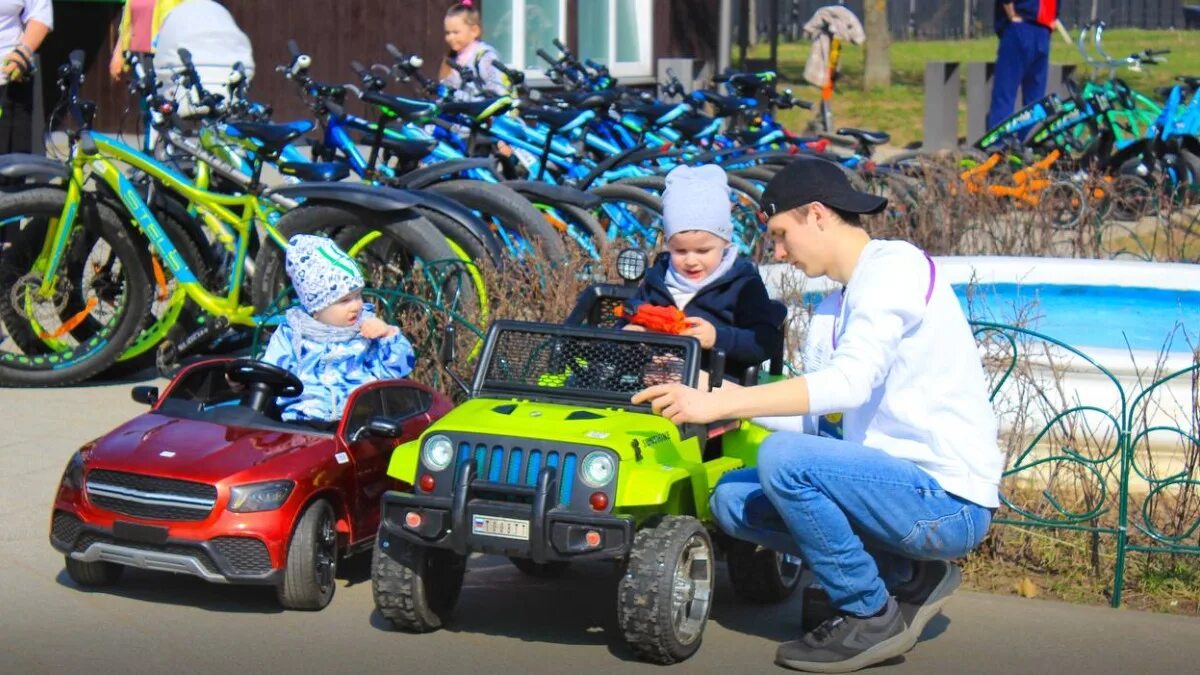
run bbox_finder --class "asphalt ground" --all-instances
[3,377,1199,675]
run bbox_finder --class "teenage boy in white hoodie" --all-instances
[633,157,1002,674]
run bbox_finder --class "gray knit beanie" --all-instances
[661,164,734,242]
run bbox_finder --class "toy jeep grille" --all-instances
[473,320,700,406]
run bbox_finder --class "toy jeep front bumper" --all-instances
[380,459,634,562]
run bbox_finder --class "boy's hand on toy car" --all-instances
[621,324,647,332]
[632,382,722,424]
[360,317,399,339]
[681,316,716,349]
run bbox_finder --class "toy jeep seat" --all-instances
[565,283,787,385]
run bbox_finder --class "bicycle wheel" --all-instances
[614,174,764,256]
[425,180,567,265]
[588,183,665,249]
[101,186,212,376]
[0,188,151,386]
[250,204,476,320]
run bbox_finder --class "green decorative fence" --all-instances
[973,321,1199,607]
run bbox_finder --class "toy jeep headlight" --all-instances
[580,451,615,488]
[422,434,454,471]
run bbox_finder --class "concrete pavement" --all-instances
[3,376,1199,674]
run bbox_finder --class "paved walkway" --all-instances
[3,377,1199,674]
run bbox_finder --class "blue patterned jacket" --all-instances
[261,305,416,422]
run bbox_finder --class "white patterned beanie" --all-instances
[662,163,733,242]
[285,234,365,314]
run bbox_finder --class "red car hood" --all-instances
[85,413,335,485]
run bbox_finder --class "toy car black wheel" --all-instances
[64,556,124,586]
[508,557,570,578]
[372,533,466,632]
[725,539,803,603]
[277,499,338,610]
[617,516,714,664]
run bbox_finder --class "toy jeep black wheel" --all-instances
[725,540,803,603]
[372,534,466,632]
[509,557,570,578]
[617,516,714,664]
[64,556,124,586]
[277,499,338,610]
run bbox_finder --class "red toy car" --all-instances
[48,357,450,610]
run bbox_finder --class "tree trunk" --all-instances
[863,0,891,89]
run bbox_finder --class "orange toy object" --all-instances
[614,302,689,335]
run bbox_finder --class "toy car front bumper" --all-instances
[380,460,633,563]
[50,510,282,585]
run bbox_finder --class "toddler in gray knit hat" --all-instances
[622,164,785,379]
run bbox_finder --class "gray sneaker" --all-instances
[775,597,911,673]
[892,560,961,643]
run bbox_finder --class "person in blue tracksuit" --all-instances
[986,0,1060,132]
[260,235,415,425]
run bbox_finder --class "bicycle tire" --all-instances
[425,180,567,264]
[0,187,151,386]
[250,204,468,315]
[540,201,608,256]
[588,183,665,248]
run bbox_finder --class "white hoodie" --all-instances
[765,240,1002,508]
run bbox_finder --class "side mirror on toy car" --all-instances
[364,416,402,439]
[131,385,159,406]
[438,324,471,396]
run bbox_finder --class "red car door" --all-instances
[341,383,434,542]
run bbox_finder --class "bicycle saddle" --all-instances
[440,97,512,120]
[363,135,436,163]
[695,90,754,117]
[361,91,438,121]
[836,127,892,146]
[623,102,680,125]
[669,113,718,140]
[223,120,313,152]
[519,106,591,132]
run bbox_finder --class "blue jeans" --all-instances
[986,21,1051,130]
[710,432,993,617]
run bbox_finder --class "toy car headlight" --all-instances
[59,451,85,490]
[228,480,294,513]
[580,451,615,488]
[422,435,454,472]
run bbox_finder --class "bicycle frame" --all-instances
[41,133,288,331]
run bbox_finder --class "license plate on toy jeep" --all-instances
[471,515,529,540]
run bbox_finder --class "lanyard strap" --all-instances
[832,252,936,350]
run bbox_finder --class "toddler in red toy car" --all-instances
[260,234,416,423]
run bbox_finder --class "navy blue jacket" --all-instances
[624,253,786,377]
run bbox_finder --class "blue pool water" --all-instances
[954,284,1200,353]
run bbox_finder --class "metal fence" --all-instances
[743,0,1190,41]
[973,320,1200,607]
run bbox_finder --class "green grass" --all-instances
[746,29,1200,146]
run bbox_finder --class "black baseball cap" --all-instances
[760,157,887,218]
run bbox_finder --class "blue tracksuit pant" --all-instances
[986,21,1051,131]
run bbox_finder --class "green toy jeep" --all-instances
[371,297,798,664]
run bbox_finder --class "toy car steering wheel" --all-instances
[225,358,304,414]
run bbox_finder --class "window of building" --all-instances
[483,0,653,79]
